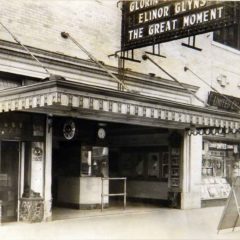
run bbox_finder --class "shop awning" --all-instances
[0,79,240,130]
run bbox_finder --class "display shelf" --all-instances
[201,197,228,200]
[201,176,231,200]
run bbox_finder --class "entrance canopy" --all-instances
[0,79,239,130]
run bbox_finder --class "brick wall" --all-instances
[0,0,240,100]
[0,0,121,66]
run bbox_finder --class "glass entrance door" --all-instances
[0,141,19,222]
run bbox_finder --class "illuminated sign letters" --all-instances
[121,1,237,51]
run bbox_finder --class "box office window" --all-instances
[81,146,109,177]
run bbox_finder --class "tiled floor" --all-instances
[1,205,240,240]
[52,201,163,221]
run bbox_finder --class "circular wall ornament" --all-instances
[63,120,76,140]
[33,147,43,157]
[97,128,106,139]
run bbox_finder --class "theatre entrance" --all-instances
[51,117,182,220]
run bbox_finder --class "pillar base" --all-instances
[19,198,44,223]
[43,199,52,221]
[181,192,201,209]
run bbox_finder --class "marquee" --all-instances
[121,0,238,50]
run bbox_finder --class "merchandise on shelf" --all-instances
[201,176,231,200]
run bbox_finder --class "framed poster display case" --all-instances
[169,147,181,190]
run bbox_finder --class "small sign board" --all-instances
[121,1,238,51]
[218,177,240,232]
[208,91,240,112]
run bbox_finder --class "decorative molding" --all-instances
[0,40,198,96]
[0,79,239,130]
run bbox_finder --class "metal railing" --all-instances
[101,177,127,211]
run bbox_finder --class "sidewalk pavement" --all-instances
[0,206,240,240]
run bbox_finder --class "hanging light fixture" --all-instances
[232,128,237,134]
[193,129,198,135]
[205,128,211,135]
[185,127,230,136]
[187,129,192,136]
[224,128,230,134]
[211,128,217,135]
[218,128,223,134]
[199,129,204,135]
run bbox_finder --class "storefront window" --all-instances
[201,140,240,200]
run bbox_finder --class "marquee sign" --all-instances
[121,0,238,51]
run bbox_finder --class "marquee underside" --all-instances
[0,79,239,130]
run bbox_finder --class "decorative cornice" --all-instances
[0,79,239,130]
[0,39,199,94]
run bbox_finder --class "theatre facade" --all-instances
[0,0,240,223]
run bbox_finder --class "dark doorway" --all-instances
[0,141,19,222]
[52,141,81,207]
